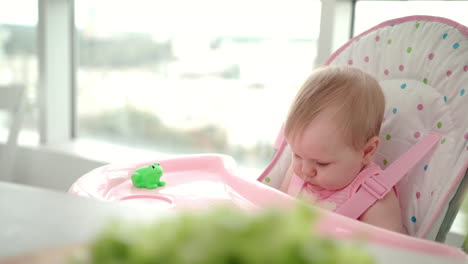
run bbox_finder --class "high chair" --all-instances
[259,15,468,242]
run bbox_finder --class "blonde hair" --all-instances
[284,65,385,150]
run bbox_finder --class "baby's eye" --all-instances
[317,162,330,167]
[151,165,155,169]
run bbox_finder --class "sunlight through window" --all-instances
[76,0,321,168]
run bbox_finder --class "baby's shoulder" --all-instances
[360,190,405,233]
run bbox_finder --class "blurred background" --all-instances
[0,0,466,251]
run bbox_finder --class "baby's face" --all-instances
[287,109,365,191]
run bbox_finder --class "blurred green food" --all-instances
[78,204,374,264]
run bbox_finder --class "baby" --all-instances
[280,65,406,233]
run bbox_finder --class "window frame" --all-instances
[38,0,76,144]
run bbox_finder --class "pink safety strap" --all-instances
[335,133,442,219]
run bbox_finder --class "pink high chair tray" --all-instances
[69,154,466,261]
[69,154,292,211]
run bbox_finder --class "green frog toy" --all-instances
[131,162,165,189]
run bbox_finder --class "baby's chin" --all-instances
[304,177,353,191]
[314,182,350,191]
[307,183,325,191]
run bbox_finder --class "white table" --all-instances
[0,182,165,259]
[0,182,465,263]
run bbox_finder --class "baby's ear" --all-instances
[362,136,380,165]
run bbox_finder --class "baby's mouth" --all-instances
[305,182,325,191]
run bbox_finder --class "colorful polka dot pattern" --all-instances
[326,19,468,235]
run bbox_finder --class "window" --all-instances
[0,1,38,144]
[76,0,321,168]
[354,0,468,36]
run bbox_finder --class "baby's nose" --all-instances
[301,162,317,179]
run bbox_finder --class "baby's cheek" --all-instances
[319,176,340,189]
[292,164,302,178]
[320,169,350,190]
[292,160,301,174]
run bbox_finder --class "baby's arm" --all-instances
[280,164,294,193]
[360,190,407,234]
